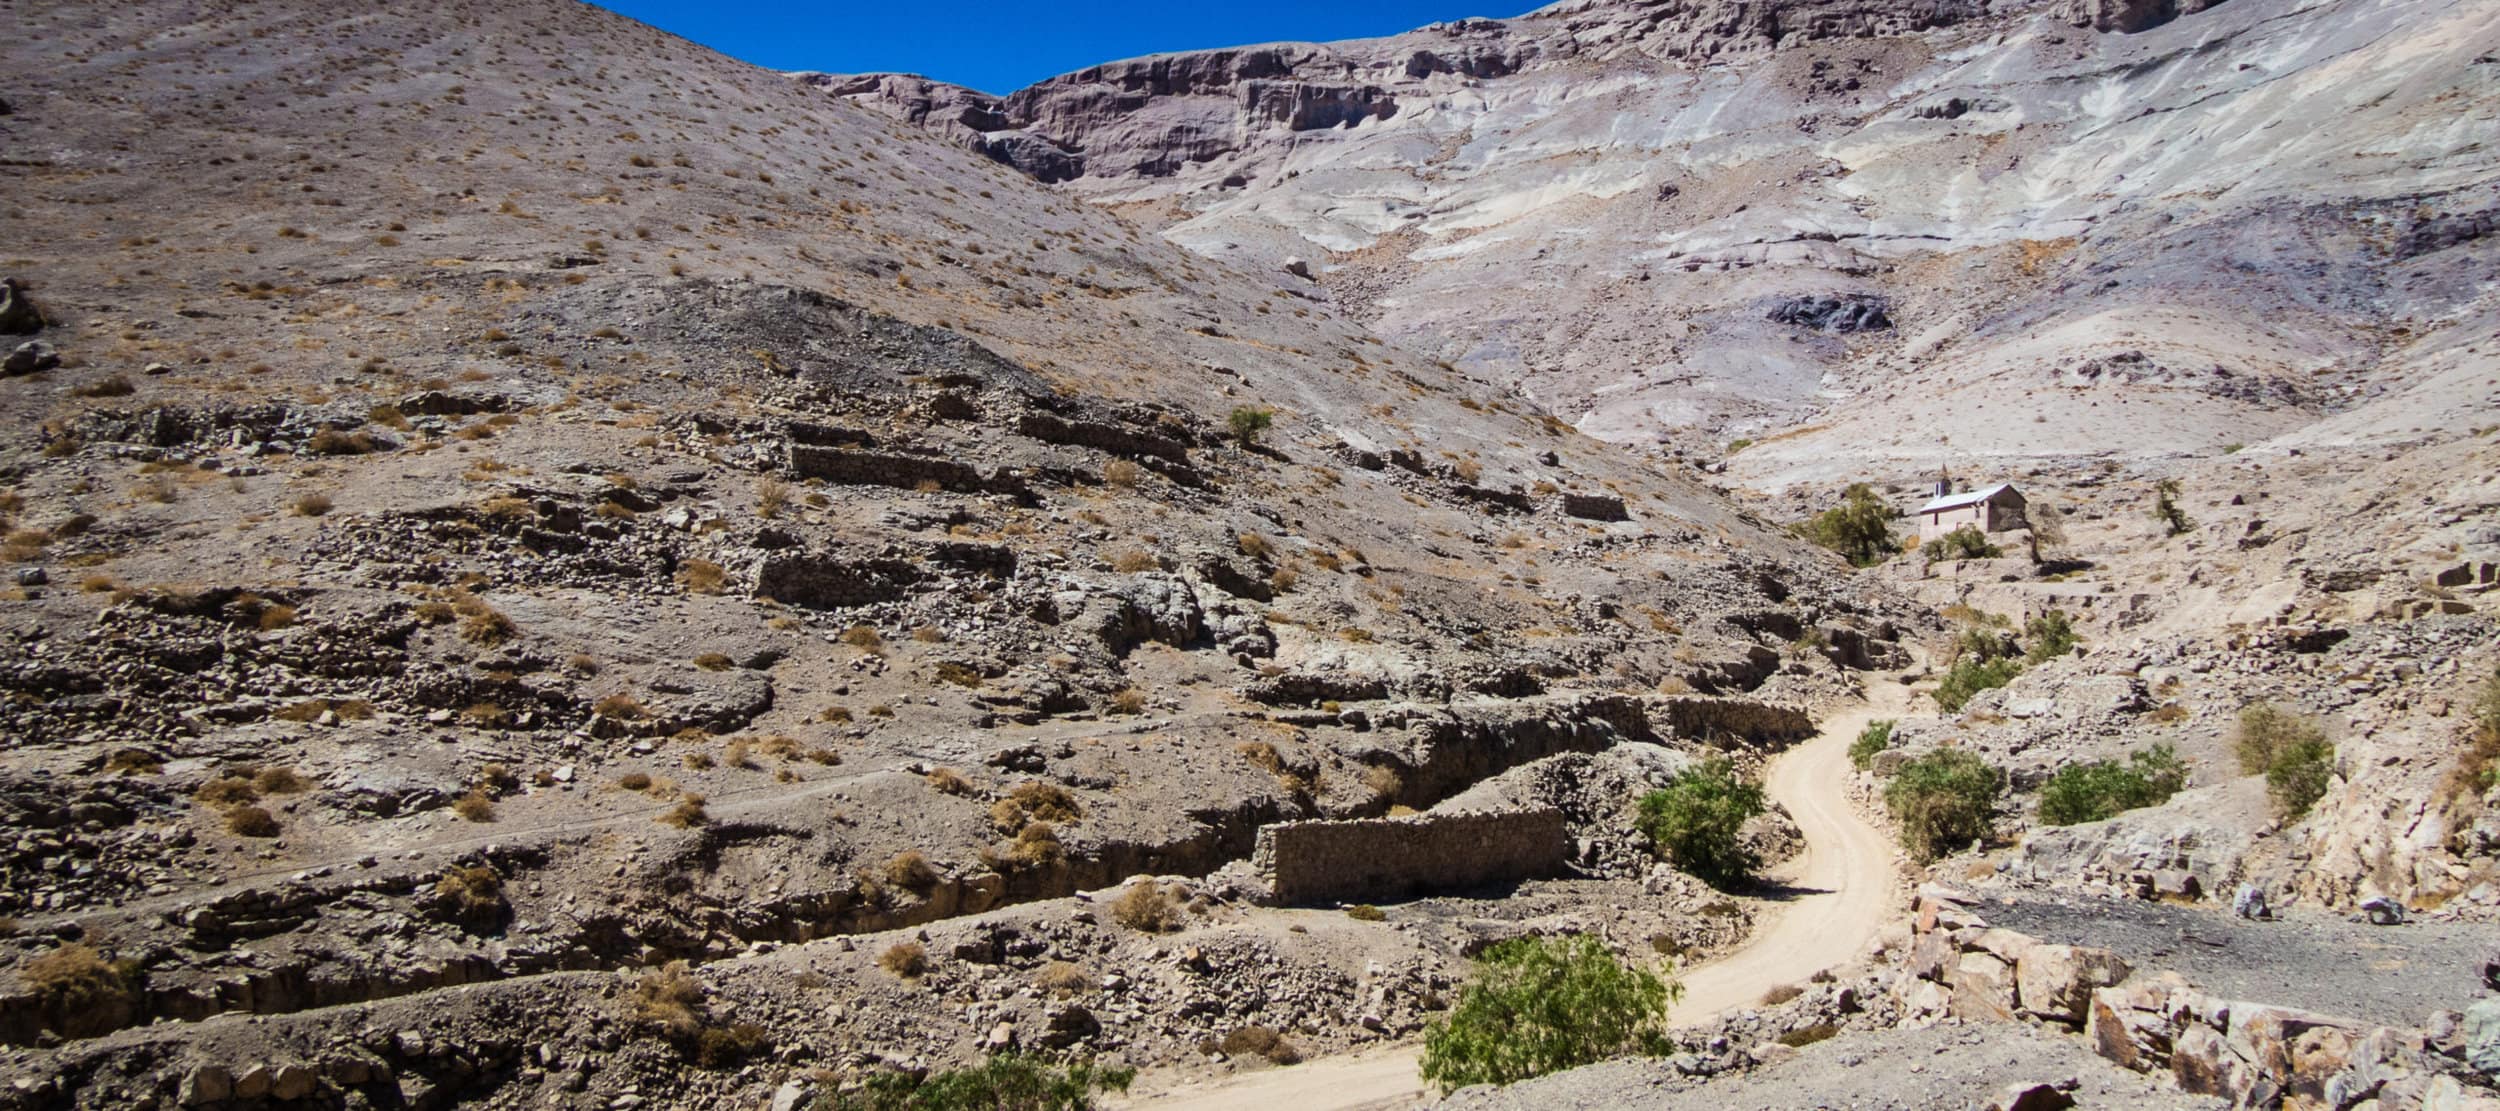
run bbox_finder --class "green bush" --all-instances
[2037,743,2188,825]
[1227,406,1274,448]
[1635,757,1766,889]
[2266,736,2336,821]
[2023,610,2079,663]
[1420,935,1678,1093]
[1848,720,1895,771]
[1921,525,2001,561]
[1797,483,1897,567]
[2232,703,2336,820]
[817,1054,1135,1111]
[1933,656,2021,712]
[1883,749,2004,862]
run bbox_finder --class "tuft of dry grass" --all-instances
[659,795,707,827]
[926,767,971,795]
[1109,549,1158,573]
[878,941,928,979]
[990,781,1082,833]
[293,493,333,517]
[1110,881,1182,933]
[253,766,310,794]
[224,806,280,837]
[452,790,496,822]
[692,651,735,671]
[883,850,939,891]
[676,559,726,594]
[1034,960,1093,996]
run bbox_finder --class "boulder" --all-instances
[2088,987,2173,1071]
[179,1065,234,1106]
[1950,951,2020,1022]
[2361,895,2406,925]
[1988,1083,2076,1111]
[0,277,44,334]
[2171,1022,2246,1099]
[3,340,58,376]
[2233,882,2270,919]
[2465,999,2500,1077]
[2016,945,2133,1024]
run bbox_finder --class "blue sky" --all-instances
[591,1,1538,95]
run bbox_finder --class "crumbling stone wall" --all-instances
[1015,412,1188,462]
[1561,492,1629,521]
[1661,696,1814,748]
[750,552,923,609]
[786,444,1027,498]
[1252,808,1570,904]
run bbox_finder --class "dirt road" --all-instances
[1123,678,1914,1110]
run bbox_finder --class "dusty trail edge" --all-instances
[1118,675,1919,1110]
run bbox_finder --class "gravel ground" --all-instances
[1981,890,2490,1027]
[1440,1022,2223,1110]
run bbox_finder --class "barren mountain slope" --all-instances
[0,0,1927,1107]
[831,0,2500,476]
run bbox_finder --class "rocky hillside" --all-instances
[0,0,1918,1107]
[828,0,2500,476]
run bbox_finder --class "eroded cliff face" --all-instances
[820,0,2500,492]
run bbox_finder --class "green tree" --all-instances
[1227,406,1274,448]
[1799,483,1898,567]
[1635,757,1767,889]
[1883,749,2004,862]
[817,1054,1135,1111]
[1848,719,1896,771]
[2037,743,2188,825]
[1420,935,1678,1093]
[2265,735,2336,821]
[2152,478,2194,536]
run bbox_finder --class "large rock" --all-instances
[2016,944,2133,1024]
[1950,950,2020,1023]
[0,278,44,334]
[2465,999,2500,1077]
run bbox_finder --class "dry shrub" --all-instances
[990,781,1082,832]
[631,961,706,1038]
[1106,689,1147,716]
[883,850,939,891]
[1363,764,1403,801]
[257,604,298,631]
[1760,983,1804,1006]
[452,790,496,822]
[1007,821,1064,867]
[1110,881,1181,933]
[926,767,972,795]
[1236,741,1284,775]
[1346,904,1386,922]
[306,429,376,456]
[1109,549,1158,573]
[911,625,948,644]
[253,766,310,794]
[1236,533,1273,560]
[756,735,803,760]
[293,493,333,517]
[225,806,280,837]
[71,374,137,399]
[617,772,654,792]
[755,477,789,518]
[195,775,259,807]
[723,740,752,768]
[682,751,716,771]
[20,943,142,1037]
[878,941,928,979]
[432,865,506,922]
[1216,1026,1303,1065]
[660,795,708,827]
[692,652,735,672]
[1034,960,1093,996]
[676,559,726,594]
[1103,459,1142,487]
[840,625,884,652]
[594,693,648,719]
[101,749,161,776]
[933,661,985,688]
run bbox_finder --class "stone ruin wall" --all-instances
[1251,808,1570,905]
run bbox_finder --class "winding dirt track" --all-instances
[1123,678,1914,1110]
